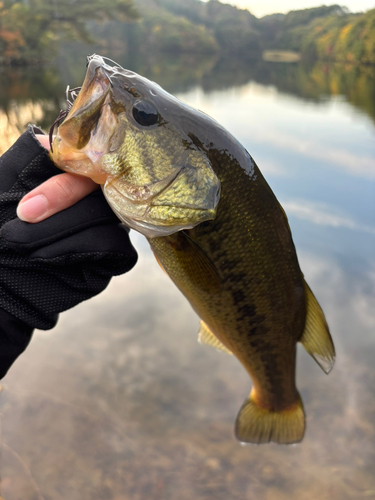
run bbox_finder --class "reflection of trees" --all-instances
[121,52,219,93]
[0,56,374,155]
[118,55,375,121]
[0,66,66,125]
[0,65,66,154]
[200,58,375,122]
[0,102,46,155]
[53,43,221,94]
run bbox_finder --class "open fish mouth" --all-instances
[49,86,81,151]
[49,55,123,152]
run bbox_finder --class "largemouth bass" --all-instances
[50,54,335,444]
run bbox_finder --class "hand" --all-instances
[17,134,99,222]
[0,126,137,331]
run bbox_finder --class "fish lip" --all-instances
[87,54,109,69]
[86,54,134,78]
[85,54,126,84]
[55,61,113,151]
[67,66,110,121]
[60,56,114,126]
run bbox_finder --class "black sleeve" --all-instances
[0,308,34,379]
[0,126,137,378]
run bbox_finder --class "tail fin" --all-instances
[235,393,305,445]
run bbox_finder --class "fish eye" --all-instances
[132,101,159,127]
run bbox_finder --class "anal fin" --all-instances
[300,280,335,374]
[198,320,232,355]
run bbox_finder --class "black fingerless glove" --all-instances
[0,126,137,376]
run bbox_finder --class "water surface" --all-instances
[0,56,374,499]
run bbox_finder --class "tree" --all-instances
[0,0,139,64]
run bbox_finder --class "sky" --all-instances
[224,0,375,18]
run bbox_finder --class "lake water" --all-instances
[0,54,374,499]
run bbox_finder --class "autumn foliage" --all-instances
[0,0,139,64]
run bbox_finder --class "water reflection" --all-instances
[0,56,374,499]
[0,101,46,154]
[0,57,375,154]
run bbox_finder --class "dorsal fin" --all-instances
[299,280,335,374]
[198,320,232,355]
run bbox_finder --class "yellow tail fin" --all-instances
[235,393,305,445]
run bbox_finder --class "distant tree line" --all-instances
[298,7,375,64]
[0,0,139,64]
[0,0,374,65]
[260,4,375,64]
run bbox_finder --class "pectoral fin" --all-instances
[299,280,335,374]
[166,231,222,294]
[198,320,232,354]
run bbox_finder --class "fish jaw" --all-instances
[58,58,111,150]
[102,162,221,238]
[50,57,117,183]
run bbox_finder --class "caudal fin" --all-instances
[235,393,305,445]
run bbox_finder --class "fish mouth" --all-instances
[50,55,120,152]
[49,87,81,151]
[50,55,126,182]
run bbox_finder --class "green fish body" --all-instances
[51,55,335,444]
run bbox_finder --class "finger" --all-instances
[3,191,122,252]
[35,134,50,150]
[17,173,99,222]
